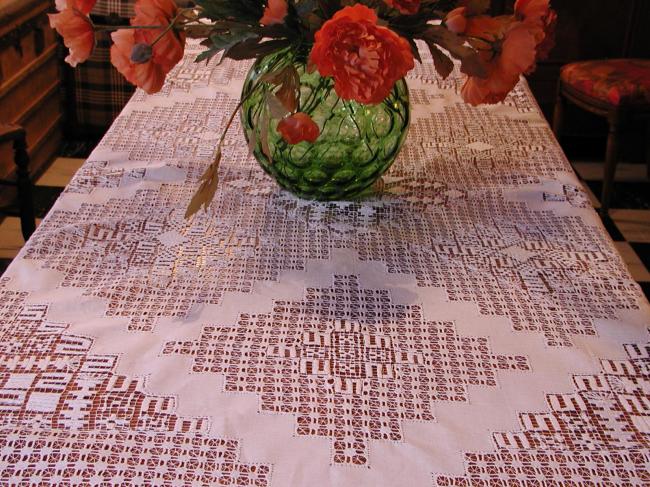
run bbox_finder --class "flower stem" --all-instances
[150,7,198,47]
[93,7,201,39]
[203,76,267,173]
[94,25,166,31]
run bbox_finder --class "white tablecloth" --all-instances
[1,41,648,485]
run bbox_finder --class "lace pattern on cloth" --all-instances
[1,41,648,485]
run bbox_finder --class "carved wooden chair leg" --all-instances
[0,124,36,241]
[600,114,620,216]
[14,132,36,241]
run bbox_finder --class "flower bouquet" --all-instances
[50,0,556,216]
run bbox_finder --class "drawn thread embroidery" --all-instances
[163,275,530,466]
[435,336,650,485]
[0,280,271,485]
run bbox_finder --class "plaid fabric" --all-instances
[72,30,135,135]
[69,1,136,136]
[91,0,135,18]
[68,0,195,135]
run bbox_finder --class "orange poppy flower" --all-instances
[445,7,468,34]
[514,0,550,26]
[514,0,556,70]
[461,19,537,105]
[277,113,320,145]
[309,4,414,105]
[383,0,420,15]
[110,0,186,94]
[260,0,288,26]
[535,9,557,61]
[55,0,97,14]
[48,2,95,67]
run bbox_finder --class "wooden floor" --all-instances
[2,157,650,299]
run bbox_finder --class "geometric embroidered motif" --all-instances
[17,52,642,349]
[18,47,642,348]
[23,180,324,333]
[0,430,270,485]
[301,195,641,347]
[22,178,641,347]
[542,184,592,208]
[64,160,145,194]
[163,275,530,466]
[3,42,649,484]
[434,335,650,485]
[0,280,271,485]
[269,319,424,394]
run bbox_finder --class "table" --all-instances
[1,41,648,485]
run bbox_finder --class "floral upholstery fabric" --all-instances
[561,59,650,106]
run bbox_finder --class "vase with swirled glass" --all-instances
[241,46,410,200]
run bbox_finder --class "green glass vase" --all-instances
[240,47,410,200]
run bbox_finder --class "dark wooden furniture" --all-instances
[549,0,650,215]
[0,124,36,240]
[0,0,64,183]
[496,0,650,124]
[552,60,650,214]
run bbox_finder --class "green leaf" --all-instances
[317,0,341,18]
[420,25,487,79]
[304,13,324,32]
[195,25,259,63]
[185,24,219,39]
[295,0,319,17]
[267,93,290,119]
[224,38,292,60]
[185,149,222,219]
[423,0,459,11]
[276,69,299,112]
[405,37,423,64]
[425,42,454,79]
[258,23,295,38]
[261,65,300,113]
[247,129,258,155]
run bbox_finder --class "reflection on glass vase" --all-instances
[241,47,410,201]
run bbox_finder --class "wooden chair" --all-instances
[551,0,650,216]
[553,59,650,215]
[0,124,36,241]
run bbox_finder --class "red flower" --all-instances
[535,9,557,61]
[260,0,288,26]
[55,0,97,14]
[514,0,557,70]
[445,7,468,34]
[48,1,96,67]
[514,0,550,26]
[277,113,320,144]
[309,4,414,105]
[461,19,537,105]
[110,0,186,94]
[383,0,420,15]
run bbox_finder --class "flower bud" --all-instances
[277,112,320,145]
[446,7,467,34]
[130,43,153,64]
